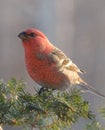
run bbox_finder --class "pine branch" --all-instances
[100,108,105,118]
[0,78,103,130]
[85,120,104,130]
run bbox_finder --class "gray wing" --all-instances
[48,48,85,74]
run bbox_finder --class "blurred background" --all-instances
[0,0,105,129]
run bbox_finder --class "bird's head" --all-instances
[18,28,50,52]
[18,28,47,41]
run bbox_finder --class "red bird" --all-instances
[18,28,105,97]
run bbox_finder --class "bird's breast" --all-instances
[25,53,70,89]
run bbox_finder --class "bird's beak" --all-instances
[18,32,28,40]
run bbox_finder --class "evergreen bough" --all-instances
[0,78,104,130]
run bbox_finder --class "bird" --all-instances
[18,28,105,98]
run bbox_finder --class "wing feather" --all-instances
[51,48,85,74]
[36,47,85,74]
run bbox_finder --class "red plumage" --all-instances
[18,28,105,97]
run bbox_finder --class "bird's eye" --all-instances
[29,33,36,37]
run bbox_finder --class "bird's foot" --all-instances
[38,87,48,95]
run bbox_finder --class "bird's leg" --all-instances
[38,87,48,95]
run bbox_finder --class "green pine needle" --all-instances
[0,78,103,130]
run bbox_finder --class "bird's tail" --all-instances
[79,79,105,98]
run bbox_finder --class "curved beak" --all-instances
[18,32,28,40]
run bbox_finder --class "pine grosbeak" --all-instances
[18,28,105,97]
